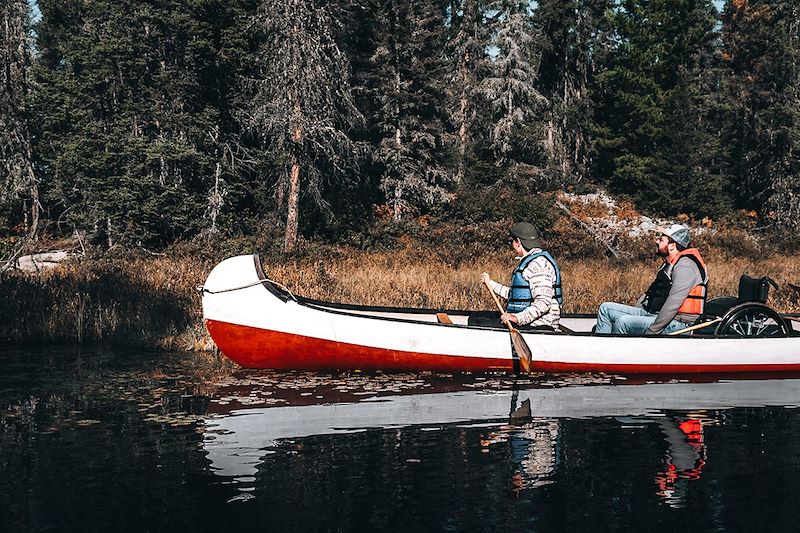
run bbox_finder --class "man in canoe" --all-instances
[479,222,563,330]
[595,223,709,335]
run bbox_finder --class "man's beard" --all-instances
[656,246,669,258]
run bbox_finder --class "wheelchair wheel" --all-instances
[714,303,790,337]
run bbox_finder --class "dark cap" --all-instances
[510,222,541,250]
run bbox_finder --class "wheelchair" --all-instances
[696,275,791,337]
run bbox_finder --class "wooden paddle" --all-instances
[484,280,533,373]
[668,317,722,336]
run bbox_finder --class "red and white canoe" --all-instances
[201,255,800,374]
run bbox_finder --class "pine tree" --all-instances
[240,0,367,251]
[33,0,250,248]
[722,0,800,228]
[480,0,547,167]
[592,0,722,216]
[369,0,453,220]
[446,0,491,183]
[0,0,38,238]
[534,0,610,182]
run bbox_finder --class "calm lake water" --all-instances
[2,347,800,533]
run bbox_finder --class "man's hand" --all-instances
[500,313,519,325]
[481,272,492,286]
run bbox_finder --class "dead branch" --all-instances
[555,201,625,260]
[0,233,33,276]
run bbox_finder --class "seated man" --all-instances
[595,224,708,335]
[477,222,562,330]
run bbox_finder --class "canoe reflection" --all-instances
[202,376,800,493]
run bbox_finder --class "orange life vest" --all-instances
[642,248,708,315]
[674,249,708,314]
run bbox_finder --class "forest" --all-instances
[1,0,799,260]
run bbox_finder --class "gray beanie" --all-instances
[510,222,541,250]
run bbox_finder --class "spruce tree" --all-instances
[480,0,547,167]
[445,0,491,183]
[592,0,722,216]
[721,0,800,228]
[534,0,610,182]
[33,0,250,248]
[240,0,367,251]
[370,0,453,221]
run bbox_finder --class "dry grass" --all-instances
[2,231,799,351]
[0,256,212,349]
[263,246,800,316]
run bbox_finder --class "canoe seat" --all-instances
[436,312,453,324]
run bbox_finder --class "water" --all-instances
[2,348,800,532]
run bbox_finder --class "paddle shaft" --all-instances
[483,279,533,373]
[667,317,722,336]
[484,280,514,332]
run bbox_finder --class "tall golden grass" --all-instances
[2,229,799,351]
[267,246,800,315]
[0,256,213,350]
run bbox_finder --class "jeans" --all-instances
[595,302,688,335]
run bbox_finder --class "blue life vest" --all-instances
[507,250,563,313]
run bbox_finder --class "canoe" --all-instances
[201,254,800,374]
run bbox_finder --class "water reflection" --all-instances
[655,415,708,508]
[202,375,800,503]
[5,348,800,532]
[482,410,712,507]
[480,419,560,492]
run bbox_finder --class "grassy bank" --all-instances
[2,226,800,350]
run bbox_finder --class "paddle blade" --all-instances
[510,328,533,373]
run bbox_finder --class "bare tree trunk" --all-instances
[456,45,470,184]
[392,44,403,221]
[392,125,402,222]
[209,161,221,233]
[25,135,38,240]
[457,87,468,183]
[284,160,300,252]
[2,1,38,240]
[27,166,38,239]
[556,201,624,259]
[284,79,302,252]
[545,119,554,160]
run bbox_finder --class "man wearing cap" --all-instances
[480,222,563,330]
[595,224,709,335]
